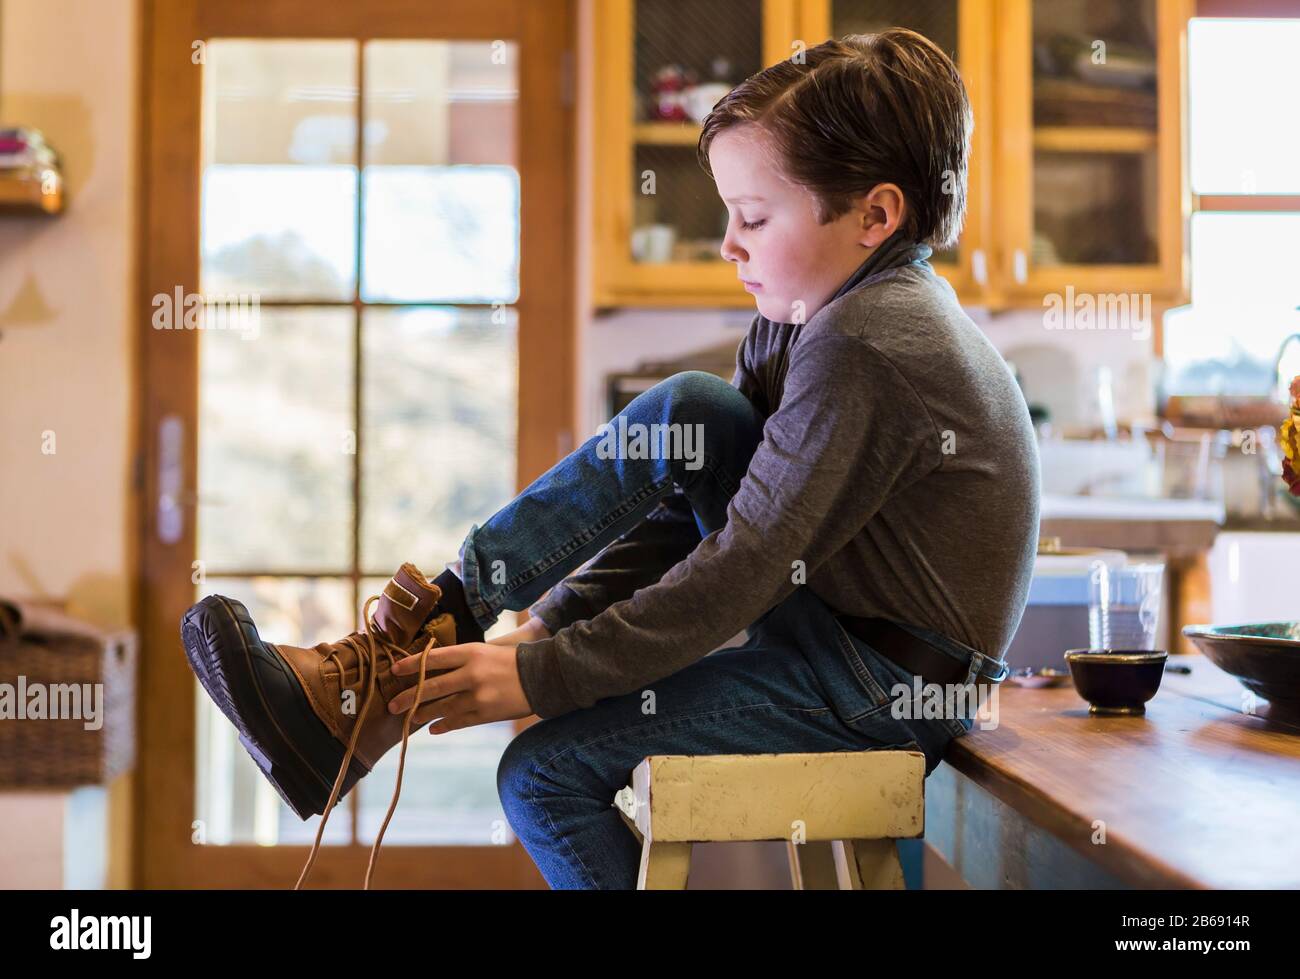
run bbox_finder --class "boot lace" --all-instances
[295,592,438,890]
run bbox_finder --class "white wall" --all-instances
[0,0,138,629]
[0,0,138,890]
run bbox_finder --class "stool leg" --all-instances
[786,841,803,889]
[787,841,840,890]
[637,840,692,890]
[832,839,905,890]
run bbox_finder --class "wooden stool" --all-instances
[613,750,926,890]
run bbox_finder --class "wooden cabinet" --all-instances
[992,0,1192,306]
[591,0,1193,310]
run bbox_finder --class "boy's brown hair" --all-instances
[697,29,972,249]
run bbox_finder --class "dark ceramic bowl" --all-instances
[1064,649,1168,715]
[1181,622,1300,716]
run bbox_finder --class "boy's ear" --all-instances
[858,183,908,247]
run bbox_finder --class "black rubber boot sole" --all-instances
[180,594,369,820]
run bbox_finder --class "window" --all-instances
[1162,18,1300,399]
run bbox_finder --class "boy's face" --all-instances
[709,124,899,324]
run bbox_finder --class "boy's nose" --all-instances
[719,229,747,265]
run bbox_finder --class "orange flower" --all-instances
[1281,374,1300,495]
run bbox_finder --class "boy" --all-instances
[182,28,1040,889]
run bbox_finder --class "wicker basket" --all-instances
[0,600,137,788]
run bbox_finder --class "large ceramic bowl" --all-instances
[1181,622,1300,715]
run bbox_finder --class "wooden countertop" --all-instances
[943,652,1300,889]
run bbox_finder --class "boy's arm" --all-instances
[514,333,940,719]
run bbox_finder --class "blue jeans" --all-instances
[456,371,983,889]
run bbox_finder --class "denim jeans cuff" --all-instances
[457,523,499,633]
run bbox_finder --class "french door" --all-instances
[137,0,575,888]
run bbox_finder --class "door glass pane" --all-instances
[361,306,518,574]
[632,0,763,264]
[355,579,519,846]
[194,577,355,846]
[201,39,358,300]
[356,719,519,846]
[1030,0,1159,266]
[197,307,354,572]
[362,40,519,302]
[832,1,961,267]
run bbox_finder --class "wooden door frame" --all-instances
[135,0,576,888]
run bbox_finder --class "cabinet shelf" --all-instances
[633,121,704,146]
[634,123,1161,158]
[1033,126,1158,154]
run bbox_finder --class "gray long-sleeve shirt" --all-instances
[515,234,1041,719]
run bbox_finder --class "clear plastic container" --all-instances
[1088,561,1165,650]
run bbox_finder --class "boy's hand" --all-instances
[387,642,532,733]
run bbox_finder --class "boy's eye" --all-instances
[740,218,766,231]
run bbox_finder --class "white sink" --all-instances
[1037,437,1157,497]
[1036,437,1226,523]
[1040,493,1225,523]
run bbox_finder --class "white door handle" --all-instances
[157,415,186,544]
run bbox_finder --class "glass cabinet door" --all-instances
[630,0,767,266]
[999,0,1186,298]
[1032,0,1159,267]
[594,0,800,307]
[828,2,963,270]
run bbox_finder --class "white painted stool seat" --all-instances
[614,750,926,890]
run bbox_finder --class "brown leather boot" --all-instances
[181,561,464,887]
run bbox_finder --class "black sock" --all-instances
[433,569,486,645]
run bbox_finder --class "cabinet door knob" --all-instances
[1012,248,1028,285]
[971,248,988,286]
